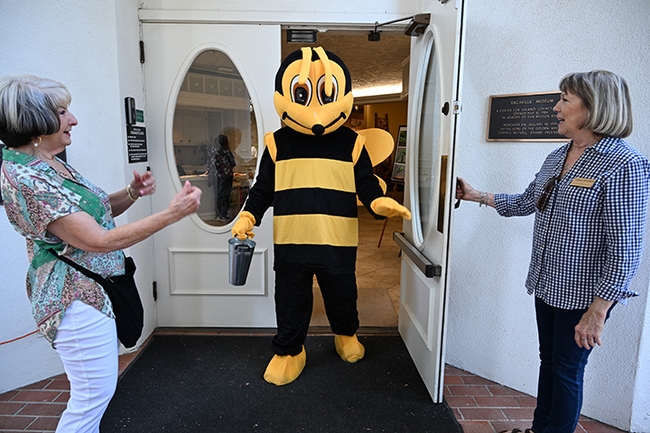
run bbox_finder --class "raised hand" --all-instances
[370,197,412,220]
[130,170,157,198]
[168,180,202,219]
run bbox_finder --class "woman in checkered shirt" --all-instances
[456,70,649,433]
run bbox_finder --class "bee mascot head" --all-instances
[273,47,354,136]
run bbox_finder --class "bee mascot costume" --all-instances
[232,47,411,386]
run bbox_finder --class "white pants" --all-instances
[53,300,119,433]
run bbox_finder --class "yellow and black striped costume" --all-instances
[243,125,384,274]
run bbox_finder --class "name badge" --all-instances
[570,178,596,188]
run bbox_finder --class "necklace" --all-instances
[50,162,73,179]
[16,145,73,179]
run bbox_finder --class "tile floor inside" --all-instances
[0,208,626,433]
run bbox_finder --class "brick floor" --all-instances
[444,365,626,433]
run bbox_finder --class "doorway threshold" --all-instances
[154,326,399,337]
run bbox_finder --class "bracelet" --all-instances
[478,191,487,207]
[126,184,139,201]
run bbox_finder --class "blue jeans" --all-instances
[532,297,613,433]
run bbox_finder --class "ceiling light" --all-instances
[352,84,402,99]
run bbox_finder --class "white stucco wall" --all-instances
[633,286,650,432]
[448,1,650,431]
[113,0,160,347]
[0,0,147,392]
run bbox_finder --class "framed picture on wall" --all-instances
[390,125,407,183]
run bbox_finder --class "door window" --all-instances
[173,49,258,226]
[416,38,442,240]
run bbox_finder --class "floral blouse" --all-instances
[207,144,236,181]
[1,148,125,344]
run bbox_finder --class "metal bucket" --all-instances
[228,237,256,286]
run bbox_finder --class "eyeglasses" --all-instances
[536,175,559,212]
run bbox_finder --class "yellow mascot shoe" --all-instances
[263,347,306,386]
[334,334,365,363]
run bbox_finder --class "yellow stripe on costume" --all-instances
[351,135,365,165]
[275,159,355,192]
[264,132,277,162]
[274,214,358,246]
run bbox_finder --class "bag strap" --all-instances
[47,250,108,285]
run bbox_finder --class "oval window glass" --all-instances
[416,39,441,238]
[173,50,258,226]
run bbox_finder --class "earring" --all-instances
[34,137,42,147]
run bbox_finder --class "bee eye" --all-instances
[317,75,338,105]
[294,87,309,105]
[320,89,333,104]
[290,76,312,106]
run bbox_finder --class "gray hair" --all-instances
[0,75,72,148]
[559,70,633,138]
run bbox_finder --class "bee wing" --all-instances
[357,128,394,167]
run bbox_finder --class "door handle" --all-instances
[392,232,442,278]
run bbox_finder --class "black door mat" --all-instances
[101,335,463,433]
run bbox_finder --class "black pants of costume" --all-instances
[271,269,359,356]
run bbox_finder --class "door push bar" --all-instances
[392,232,442,278]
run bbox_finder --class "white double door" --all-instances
[142,22,280,328]
[398,1,466,403]
[142,0,465,403]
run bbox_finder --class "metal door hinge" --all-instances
[152,281,157,301]
[139,41,145,64]
[453,101,462,115]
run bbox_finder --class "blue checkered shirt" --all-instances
[494,137,650,310]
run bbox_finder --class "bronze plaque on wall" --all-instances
[487,91,565,142]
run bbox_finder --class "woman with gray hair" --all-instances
[456,70,649,433]
[0,75,201,432]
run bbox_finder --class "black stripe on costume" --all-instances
[274,244,357,274]
[273,188,358,217]
[273,127,358,162]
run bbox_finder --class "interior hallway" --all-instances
[0,209,625,432]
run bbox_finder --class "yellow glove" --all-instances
[232,211,256,240]
[371,197,412,220]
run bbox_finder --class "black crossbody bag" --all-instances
[51,252,144,348]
